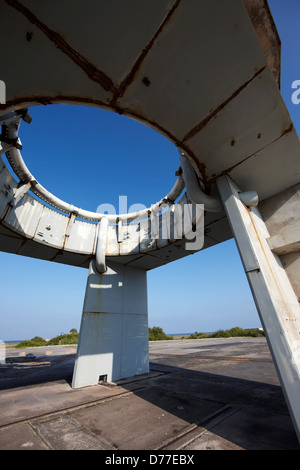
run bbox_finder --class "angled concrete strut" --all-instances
[217,175,300,442]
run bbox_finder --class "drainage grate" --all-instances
[98,374,108,383]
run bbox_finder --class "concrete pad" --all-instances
[0,339,299,450]
[138,369,288,413]
[69,388,224,450]
[0,423,49,450]
[32,415,114,450]
[0,381,130,427]
[204,407,300,451]
[181,430,244,450]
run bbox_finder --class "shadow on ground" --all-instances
[0,354,76,390]
[0,349,299,450]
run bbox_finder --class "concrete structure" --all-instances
[1,338,300,451]
[0,0,300,442]
[72,260,149,387]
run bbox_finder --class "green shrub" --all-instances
[47,333,79,345]
[14,326,264,350]
[211,329,231,338]
[186,332,210,339]
[15,330,80,348]
[15,336,48,348]
[186,327,264,340]
[149,326,173,341]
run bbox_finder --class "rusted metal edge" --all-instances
[207,123,294,184]
[182,66,267,143]
[0,95,109,112]
[4,0,181,104]
[4,0,117,93]
[243,0,281,89]
[110,0,181,105]
[0,94,207,187]
[0,0,282,196]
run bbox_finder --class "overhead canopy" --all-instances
[0,0,299,269]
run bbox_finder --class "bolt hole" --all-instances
[26,31,33,42]
[142,77,151,87]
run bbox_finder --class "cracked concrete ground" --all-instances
[0,337,299,450]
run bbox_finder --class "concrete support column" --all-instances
[217,174,300,442]
[72,260,149,388]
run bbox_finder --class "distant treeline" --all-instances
[15,329,79,348]
[15,326,264,348]
[149,326,264,340]
[185,326,264,339]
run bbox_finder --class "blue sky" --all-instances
[0,1,300,340]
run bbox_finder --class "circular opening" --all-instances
[18,104,179,216]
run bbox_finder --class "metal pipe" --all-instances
[5,145,35,183]
[0,143,13,155]
[95,217,109,273]
[179,149,259,210]
[2,131,186,223]
[179,149,223,212]
[0,109,32,144]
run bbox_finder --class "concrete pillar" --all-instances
[72,260,149,388]
[217,175,300,442]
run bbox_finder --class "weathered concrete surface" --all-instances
[260,183,300,303]
[243,0,281,88]
[0,338,299,450]
[72,260,149,388]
